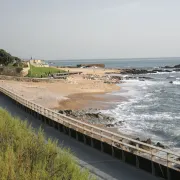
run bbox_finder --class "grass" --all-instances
[0,108,95,180]
[27,65,66,78]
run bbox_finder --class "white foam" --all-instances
[172,81,180,85]
[147,71,178,75]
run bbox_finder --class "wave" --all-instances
[103,75,180,149]
[172,80,180,85]
[147,71,179,75]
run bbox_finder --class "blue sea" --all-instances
[46,57,180,68]
[47,58,180,150]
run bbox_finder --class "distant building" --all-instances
[29,59,49,67]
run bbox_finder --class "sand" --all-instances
[58,67,120,76]
[0,71,120,110]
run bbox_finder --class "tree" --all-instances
[0,49,21,66]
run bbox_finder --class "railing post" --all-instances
[68,123,71,137]
[83,125,86,144]
[167,153,171,180]
[111,135,114,157]
[75,124,78,140]
[151,148,155,175]
[100,130,104,152]
[136,143,139,168]
[91,127,94,148]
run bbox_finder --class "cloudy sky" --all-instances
[1,0,180,60]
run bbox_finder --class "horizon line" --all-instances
[44,56,180,61]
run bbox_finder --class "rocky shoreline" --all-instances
[59,109,115,124]
[57,64,180,155]
[120,64,180,75]
[58,109,167,150]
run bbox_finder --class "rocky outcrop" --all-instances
[120,69,149,75]
[174,64,180,68]
[106,121,124,128]
[83,74,122,84]
[156,142,165,149]
[59,109,114,124]
[120,68,175,75]
[162,64,180,69]
[77,64,105,68]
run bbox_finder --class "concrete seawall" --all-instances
[0,88,179,180]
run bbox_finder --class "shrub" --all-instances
[16,67,23,73]
[0,108,95,180]
[0,67,4,73]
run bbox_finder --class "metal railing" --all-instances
[0,86,179,171]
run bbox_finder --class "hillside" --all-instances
[0,108,95,180]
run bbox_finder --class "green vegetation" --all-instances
[0,108,95,180]
[27,65,66,78]
[0,49,21,66]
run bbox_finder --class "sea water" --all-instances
[102,72,180,149]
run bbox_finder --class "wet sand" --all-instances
[57,91,126,110]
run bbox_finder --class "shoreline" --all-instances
[1,65,179,152]
[0,68,120,110]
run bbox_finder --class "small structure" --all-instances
[77,64,105,68]
[52,72,69,79]
[29,59,49,67]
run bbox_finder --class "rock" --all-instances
[142,138,152,144]
[58,110,73,115]
[163,64,180,69]
[106,124,114,128]
[120,68,174,75]
[139,76,154,80]
[58,109,114,124]
[174,64,180,68]
[156,142,165,149]
[105,121,124,128]
[164,66,173,68]
[77,64,105,68]
[59,110,65,114]
[120,69,149,75]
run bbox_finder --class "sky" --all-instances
[1,0,180,60]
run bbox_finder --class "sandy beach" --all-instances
[0,68,120,110]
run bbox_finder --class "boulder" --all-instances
[156,142,165,149]
[142,138,152,144]
[139,76,154,80]
[121,69,149,75]
[58,109,114,124]
[174,64,180,68]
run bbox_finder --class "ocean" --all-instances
[46,57,180,68]
[47,58,180,150]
